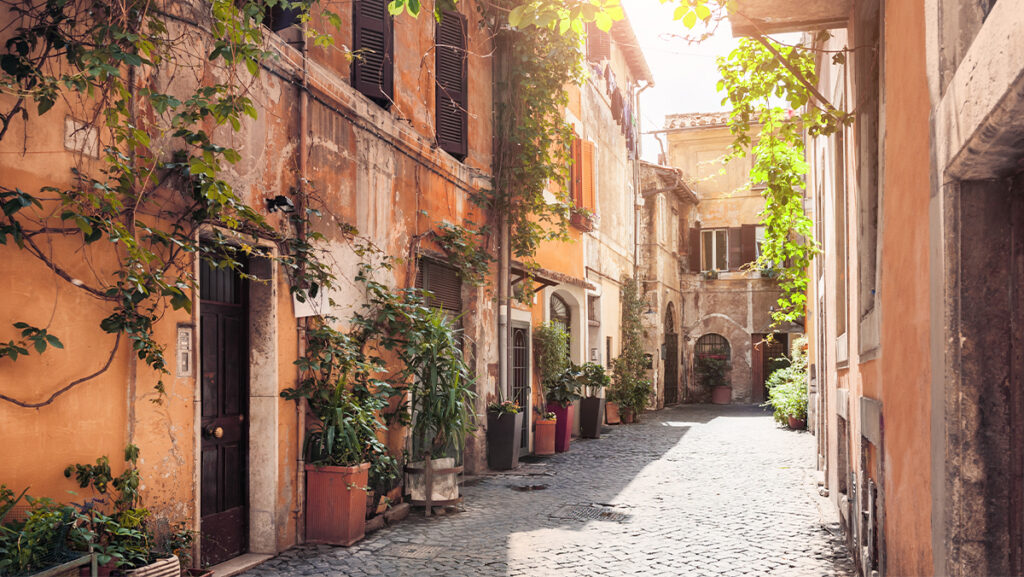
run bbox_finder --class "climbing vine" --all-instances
[718,35,850,324]
[0,0,360,406]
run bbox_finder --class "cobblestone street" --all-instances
[245,405,853,576]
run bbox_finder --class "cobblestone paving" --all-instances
[246,404,854,576]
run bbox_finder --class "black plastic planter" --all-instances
[580,397,604,439]
[486,411,523,470]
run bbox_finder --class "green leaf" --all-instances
[45,334,64,349]
[682,10,697,28]
[508,5,525,27]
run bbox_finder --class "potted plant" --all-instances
[577,362,609,438]
[605,398,621,425]
[533,411,557,455]
[695,355,732,405]
[0,486,94,577]
[486,400,524,470]
[763,337,809,430]
[534,323,578,453]
[610,277,653,424]
[367,452,402,519]
[282,322,392,546]
[400,307,476,512]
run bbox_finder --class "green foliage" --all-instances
[433,222,492,286]
[487,4,587,299]
[487,400,521,415]
[64,446,153,570]
[533,322,569,386]
[400,307,476,460]
[694,356,729,389]
[0,492,79,576]
[609,277,651,418]
[577,361,610,398]
[545,363,583,407]
[718,36,852,325]
[0,323,63,361]
[763,337,809,423]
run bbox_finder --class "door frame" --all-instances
[193,236,281,565]
[509,309,533,451]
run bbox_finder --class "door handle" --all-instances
[204,425,224,439]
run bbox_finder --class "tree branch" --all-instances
[21,233,111,300]
[0,332,121,408]
[752,34,841,115]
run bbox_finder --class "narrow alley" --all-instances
[243,405,852,577]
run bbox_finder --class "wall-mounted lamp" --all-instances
[266,195,295,213]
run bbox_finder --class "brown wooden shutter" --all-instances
[741,224,757,266]
[416,260,462,313]
[728,227,742,270]
[581,141,595,211]
[352,0,394,106]
[570,135,583,207]
[435,11,468,159]
[688,227,701,272]
[586,22,610,61]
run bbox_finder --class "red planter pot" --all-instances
[305,463,370,546]
[547,402,574,453]
[711,385,732,405]
[605,401,621,425]
[788,416,807,430]
[620,407,635,424]
[534,419,556,455]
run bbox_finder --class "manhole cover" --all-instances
[510,484,549,492]
[550,504,631,523]
[381,544,446,559]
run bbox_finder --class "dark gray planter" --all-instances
[486,411,523,470]
[580,397,604,439]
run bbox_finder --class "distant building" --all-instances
[660,112,795,405]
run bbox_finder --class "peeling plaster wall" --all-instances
[0,0,494,559]
[663,123,784,404]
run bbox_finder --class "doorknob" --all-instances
[204,425,224,439]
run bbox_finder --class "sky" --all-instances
[618,0,740,162]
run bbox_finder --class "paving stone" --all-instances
[242,404,854,576]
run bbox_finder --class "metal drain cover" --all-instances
[550,504,631,523]
[382,544,446,559]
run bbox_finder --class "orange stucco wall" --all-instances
[0,0,493,562]
[878,0,933,572]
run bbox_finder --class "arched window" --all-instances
[550,294,571,333]
[665,303,676,334]
[695,333,730,361]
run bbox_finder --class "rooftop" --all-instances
[663,111,733,130]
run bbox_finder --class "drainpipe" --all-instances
[495,30,512,406]
[633,80,653,275]
[293,20,310,545]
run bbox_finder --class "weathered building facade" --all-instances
[0,1,495,569]
[638,161,697,408]
[731,0,1024,574]
[511,16,653,442]
[660,113,790,405]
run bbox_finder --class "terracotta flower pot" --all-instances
[547,402,574,452]
[711,385,732,405]
[620,407,635,424]
[126,556,180,577]
[579,397,603,439]
[534,418,556,455]
[605,401,621,425]
[788,416,807,430]
[487,410,524,470]
[305,462,370,546]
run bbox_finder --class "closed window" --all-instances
[701,229,727,271]
[435,11,468,159]
[352,0,394,107]
[755,226,766,260]
[586,22,610,62]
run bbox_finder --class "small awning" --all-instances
[729,0,849,36]
[510,261,596,293]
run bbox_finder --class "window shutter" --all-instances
[581,140,595,211]
[263,4,302,32]
[728,227,742,270]
[435,11,468,159]
[741,224,757,266]
[679,215,688,254]
[688,227,701,272]
[416,260,462,313]
[586,22,610,62]
[569,136,583,206]
[352,0,394,106]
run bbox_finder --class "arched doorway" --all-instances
[550,293,572,358]
[664,303,679,404]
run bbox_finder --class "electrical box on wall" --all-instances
[176,325,194,378]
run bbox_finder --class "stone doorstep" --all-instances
[207,553,274,577]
